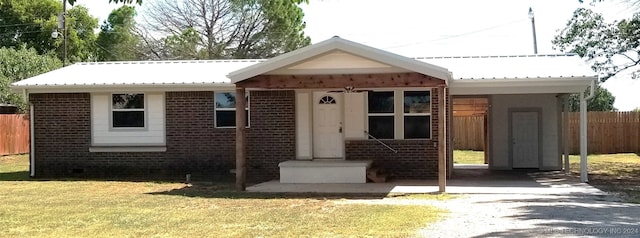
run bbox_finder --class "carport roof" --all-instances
[417,54,597,80]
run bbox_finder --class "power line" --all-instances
[382,18,527,50]
[0,23,41,28]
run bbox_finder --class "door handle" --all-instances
[339,126,342,133]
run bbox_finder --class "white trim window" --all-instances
[367,91,394,139]
[403,91,431,139]
[215,92,249,128]
[111,93,145,128]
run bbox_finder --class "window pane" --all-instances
[404,91,430,113]
[404,116,430,139]
[368,91,394,113]
[113,94,144,109]
[216,110,235,127]
[113,111,145,127]
[215,92,236,108]
[368,116,394,139]
[216,110,249,127]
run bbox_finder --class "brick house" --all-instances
[12,37,597,189]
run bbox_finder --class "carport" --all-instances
[418,54,597,183]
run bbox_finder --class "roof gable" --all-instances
[227,37,452,83]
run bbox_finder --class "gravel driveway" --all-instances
[337,170,640,237]
[417,171,640,238]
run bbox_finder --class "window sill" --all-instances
[89,146,167,153]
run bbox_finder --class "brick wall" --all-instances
[29,89,438,181]
[165,91,236,179]
[246,90,296,182]
[31,93,92,177]
[29,91,295,181]
[345,89,441,179]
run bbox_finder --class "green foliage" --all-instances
[0,47,61,108]
[567,83,617,111]
[163,28,207,60]
[141,0,311,60]
[96,6,139,61]
[0,0,61,54]
[68,0,143,5]
[62,6,99,62]
[553,8,640,81]
[0,1,99,63]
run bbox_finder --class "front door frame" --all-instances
[508,107,542,169]
[312,91,345,159]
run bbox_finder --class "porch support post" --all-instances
[438,85,447,192]
[563,94,570,175]
[579,92,588,182]
[235,87,247,191]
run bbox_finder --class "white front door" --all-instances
[511,111,540,168]
[313,92,343,158]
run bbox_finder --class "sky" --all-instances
[78,0,639,111]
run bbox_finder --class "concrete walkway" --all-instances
[248,170,640,237]
[247,170,604,196]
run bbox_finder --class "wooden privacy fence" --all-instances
[0,114,29,156]
[453,115,485,151]
[453,112,640,154]
[568,112,640,154]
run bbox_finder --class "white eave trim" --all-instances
[227,37,452,83]
[449,76,596,95]
[12,83,235,94]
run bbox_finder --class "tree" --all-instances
[67,0,308,6]
[553,8,640,81]
[0,47,61,108]
[163,28,207,60]
[568,83,617,111]
[68,0,143,5]
[96,6,140,61]
[62,5,99,62]
[0,1,99,63]
[0,0,61,54]
[139,0,311,60]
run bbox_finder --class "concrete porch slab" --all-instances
[248,171,606,196]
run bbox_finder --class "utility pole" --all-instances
[528,7,538,54]
[62,0,67,66]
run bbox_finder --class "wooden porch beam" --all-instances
[235,87,247,191]
[438,85,447,193]
[237,73,444,89]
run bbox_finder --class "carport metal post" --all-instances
[579,79,595,183]
[563,95,570,175]
[579,92,588,182]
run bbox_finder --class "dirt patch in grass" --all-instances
[570,154,640,203]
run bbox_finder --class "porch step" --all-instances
[366,166,389,183]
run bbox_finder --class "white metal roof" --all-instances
[416,54,597,80]
[11,60,261,90]
[227,36,453,82]
[12,48,596,94]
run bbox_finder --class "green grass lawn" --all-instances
[0,155,446,237]
[453,150,485,164]
[568,153,640,203]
